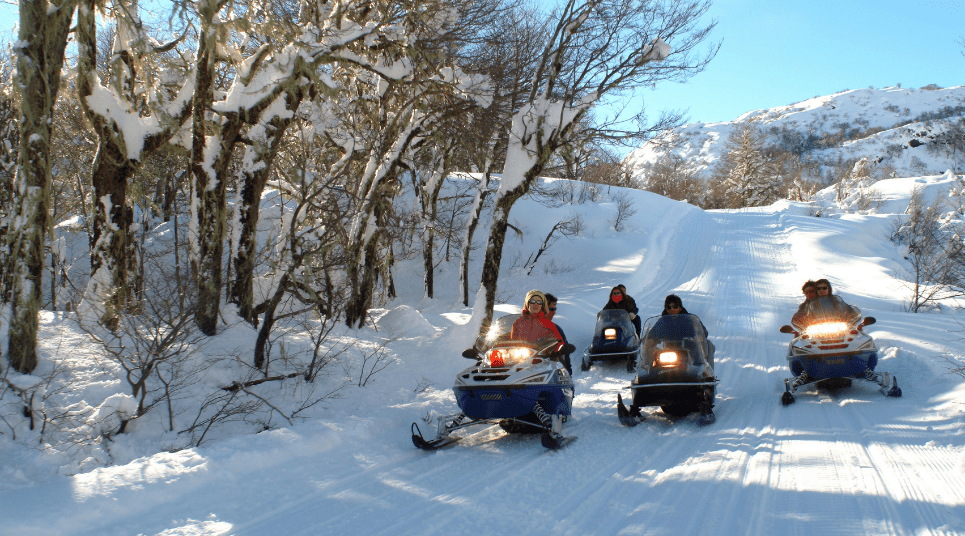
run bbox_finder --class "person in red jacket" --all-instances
[511,290,563,344]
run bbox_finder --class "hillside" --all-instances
[3,174,965,535]
[626,85,965,183]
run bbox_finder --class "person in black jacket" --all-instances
[544,293,572,375]
[603,285,641,336]
[658,294,714,365]
[662,294,690,315]
[791,280,818,329]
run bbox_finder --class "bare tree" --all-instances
[642,152,704,204]
[891,186,965,312]
[474,0,717,333]
[188,0,390,335]
[75,0,192,328]
[610,191,638,231]
[524,214,583,275]
[77,246,206,433]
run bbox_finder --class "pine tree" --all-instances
[716,123,780,207]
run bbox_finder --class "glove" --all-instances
[629,313,637,320]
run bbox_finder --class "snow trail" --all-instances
[4,200,965,536]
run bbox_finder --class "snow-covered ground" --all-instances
[3,174,965,536]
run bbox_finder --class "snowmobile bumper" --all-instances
[629,379,717,408]
[787,350,876,379]
[454,384,574,420]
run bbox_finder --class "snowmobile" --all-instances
[617,314,718,426]
[779,304,901,404]
[411,314,577,450]
[582,309,641,372]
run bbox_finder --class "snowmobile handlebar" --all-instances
[462,339,572,361]
[780,316,876,336]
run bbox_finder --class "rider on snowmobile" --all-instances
[793,278,860,328]
[511,290,564,347]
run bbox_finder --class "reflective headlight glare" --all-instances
[487,347,534,367]
[804,322,848,337]
[658,351,679,365]
[508,347,534,362]
[604,328,617,340]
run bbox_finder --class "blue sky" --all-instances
[0,0,962,138]
[634,0,965,126]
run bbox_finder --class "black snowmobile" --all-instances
[582,309,641,372]
[617,313,718,426]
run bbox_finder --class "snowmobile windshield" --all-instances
[641,314,709,362]
[594,309,634,335]
[800,296,860,326]
[474,314,521,353]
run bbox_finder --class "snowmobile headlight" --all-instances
[507,347,535,363]
[657,351,679,365]
[804,322,848,337]
[487,347,534,367]
[604,328,617,340]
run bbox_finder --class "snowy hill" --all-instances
[626,85,965,182]
[3,174,965,535]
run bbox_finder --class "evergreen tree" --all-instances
[715,123,780,207]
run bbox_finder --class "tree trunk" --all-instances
[192,123,239,336]
[460,170,492,306]
[344,123,421,328]
[421,174,446,299]
[230,92,303,325]
[5,0,78,372]
[189,0,232,336]
[254,272,290,370]
[477,188,527,333]
[86,141,136,327]
[346,227,383,328]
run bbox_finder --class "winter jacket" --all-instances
[603,295,639,316]
[510,311,563,343]
[794,295,860,327]
[790,299,815,328]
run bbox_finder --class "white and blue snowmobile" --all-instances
[779,301,901,404]
[411,314,577,450]
[582,309,641,373]
[617,314,718,426]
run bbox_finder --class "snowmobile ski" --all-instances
[541,432,576,450]
[411,422,459,451]
[617,393,645,427]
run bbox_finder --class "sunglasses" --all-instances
[528,299,543,305]
[548,307,556,311]
[816,286,829,291]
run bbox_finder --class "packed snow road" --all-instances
[3,199,965,536]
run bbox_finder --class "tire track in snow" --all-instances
[537,208,808,536]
